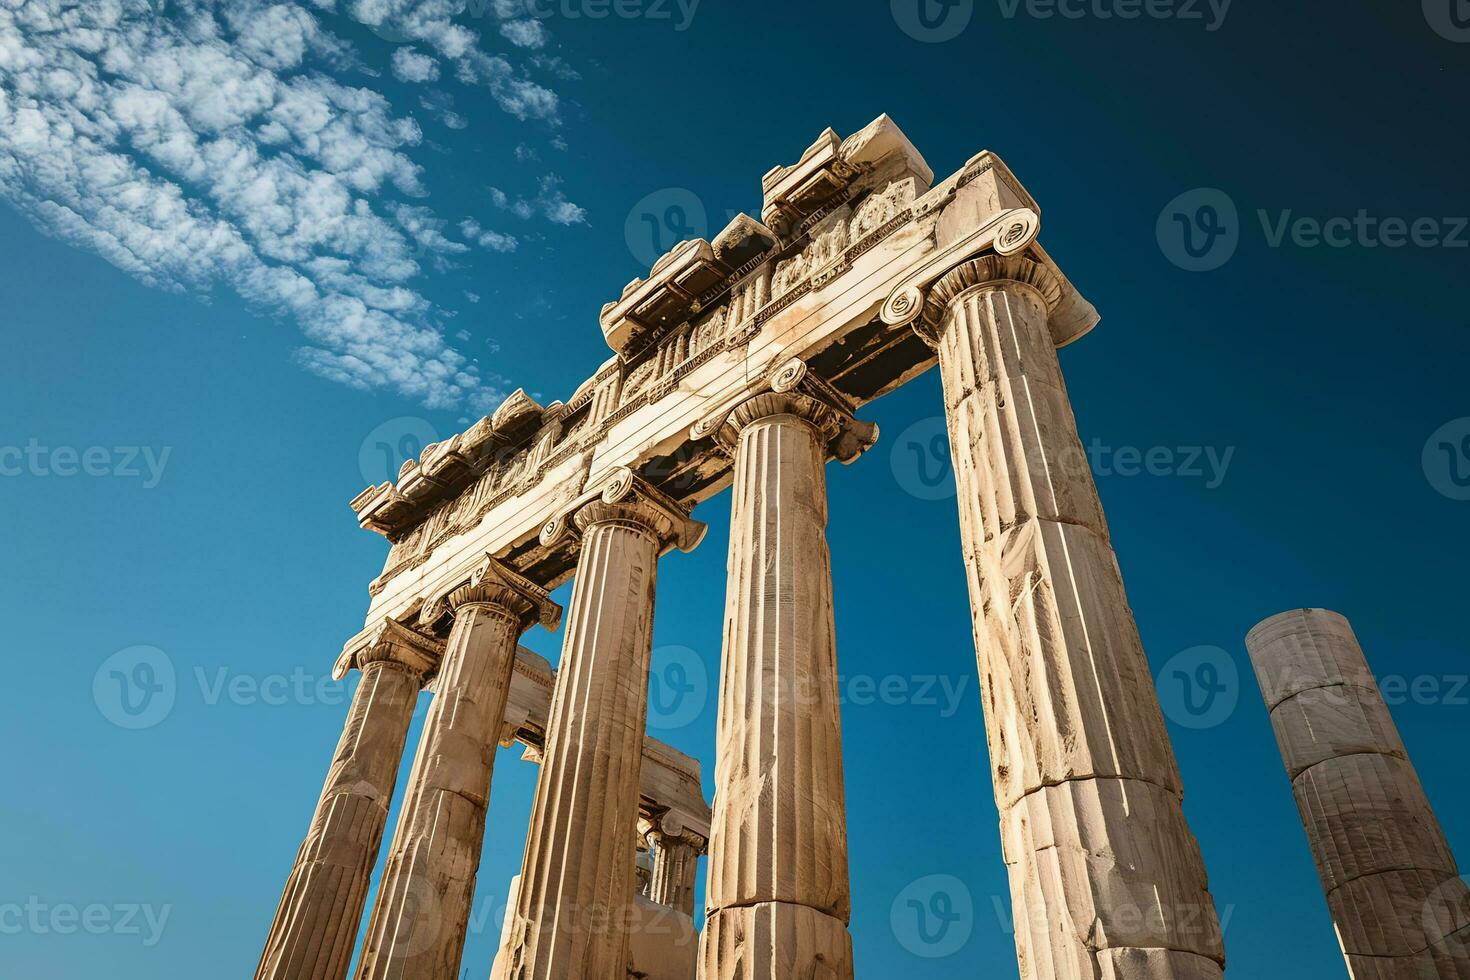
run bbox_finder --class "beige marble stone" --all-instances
[354,560,560,980]
[1247,608,1470,978]
[885,256,1224,978]
[697,362,874,980]
[505,470,704,980]
[256,621,439,980]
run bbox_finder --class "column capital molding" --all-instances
[902,254,1063,349]
[334,617,443,681]
[690,357,878,465]
[539,467,706,555]
[422,555,563,634]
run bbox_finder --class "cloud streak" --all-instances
[0,0,579,411]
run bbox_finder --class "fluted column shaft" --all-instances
[1247,608,1470,979]
[699,395,855,980]
[256,634,430,980]
[356,569,555,980]
[925,257,1224,979]
[508,502,678,979]
[648,830,703,917]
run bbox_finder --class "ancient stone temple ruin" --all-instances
[255,113,1234,980]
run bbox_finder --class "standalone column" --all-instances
[698,370,876,980]
[915,256,1225,979]
[1247,608,1470,978]
[507,469,704,979]
[256,621,438,980]
[355,559,560,980]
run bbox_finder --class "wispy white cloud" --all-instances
[460,216,517,252]
[499,18,547,49]
[391,46,439,82]
[488,173,586,226]
[0,0,580,411]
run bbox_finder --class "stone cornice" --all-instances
[539,467,707,555]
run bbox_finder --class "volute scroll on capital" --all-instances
[539,466,706,555]
[690,356,879,465]
[418,554,563,634]
[332,616,443,681]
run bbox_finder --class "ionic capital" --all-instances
[333,617,443,681]
[422,555,563,634]
[540,467,706,554]
[691,357,878,464]
[903,254,1063,349]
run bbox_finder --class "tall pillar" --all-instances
[506,468,705,979]
[256,621,438,980]
[1247,608,1470,978]
[697,363,877,980]
[647,828,704,917]
[912,255,1225,979]
[355,558,561,980]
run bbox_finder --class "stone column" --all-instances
[647,828,704,916]
[506,469,704,979]
[355,559,560,980]
[913,255,1225,979]
[256,621,438,980]
[697,365,876,980]
[1247,608,1470,978]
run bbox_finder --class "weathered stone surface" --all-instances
[355,563,559,980]
[1247,608,1470,978]
[698,387,860,980]
[700,903,853,980]
[256,621,437,980]
[921,261,1224,977]
[507,475,704,979]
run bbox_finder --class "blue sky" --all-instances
[3,0,1469,976]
